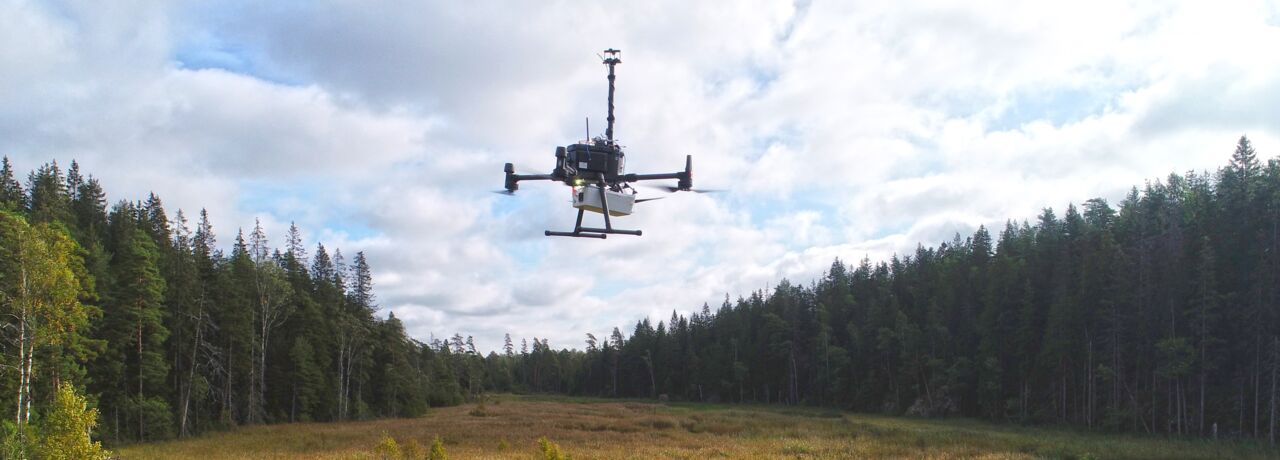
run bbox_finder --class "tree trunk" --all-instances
[1240,379,1246,437]
[138,307,145,440]
[179,302,204,437]
[15,311,26,425]
[335,342,346,420]
[1256,336,1262,438]
[224,340,235,425]
[1199,322,1206,435]
[1270,336,1276,446]
[23,339,33,425]
[15,267,31,426]
[643,352,656,399]
[259,322,269,423]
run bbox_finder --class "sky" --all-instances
[2,0,1278,352]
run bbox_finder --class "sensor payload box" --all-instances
[573,184,635,217]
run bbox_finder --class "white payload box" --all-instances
[573,185,635,216]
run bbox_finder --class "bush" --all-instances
[403,439,426,460]
[0,421,35,460]
[428,436,447,460]
[374,432,402,459]
[36,384,112,460]
[538,437,571,460]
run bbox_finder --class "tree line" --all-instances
[457,136,1278,444]
[1,157,469,447]
[2,136,1277,447]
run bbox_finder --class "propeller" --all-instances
[510,163,548,175]
[492,190,516,196]
[635,197,664,203]
[640,184,725,194]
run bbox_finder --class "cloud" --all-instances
[2,0,1278,351]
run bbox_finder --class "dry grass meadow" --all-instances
[116,395,1276,459]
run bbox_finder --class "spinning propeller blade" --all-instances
[640,184,725,194]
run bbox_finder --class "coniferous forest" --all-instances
[2,136,1278,447]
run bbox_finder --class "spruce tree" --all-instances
[26,161,70,224]
[103,228,170,441]
[0,157,25,211]
[287,336,323,422]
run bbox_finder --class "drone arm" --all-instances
[624,172,682,181]
[504,163,555,192]
[623,155,693,190]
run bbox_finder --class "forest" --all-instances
[0,136,1276,449]
[0,156,462,448]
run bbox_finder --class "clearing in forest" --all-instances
[117,395,1275,459]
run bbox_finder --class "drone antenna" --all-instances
[602,48,621,142]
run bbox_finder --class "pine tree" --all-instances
[1232,135,1259,179]
[1188,236,1221,434]
[350,251,376,313]
[102,228,170,441]
[288,336,323,422]
[246,221,291,423]
[70,177,107,246]
[0,157,25,211]
[26,161,70,224]
[286,222,307,267]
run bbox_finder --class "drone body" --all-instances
[499,49,707,239]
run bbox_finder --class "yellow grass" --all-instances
[117,395,1275,459]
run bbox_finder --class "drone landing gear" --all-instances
[545,183,642,239]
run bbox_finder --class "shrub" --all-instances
[498,438,510,451]
[374,432,402,459]
[0,421,35,460]
[428,436,447,460]
[36,384,112,460]
[404,439,426,460]
[538,437,571,460]
[645,417,677,429]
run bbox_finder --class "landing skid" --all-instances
[545,183,642,238]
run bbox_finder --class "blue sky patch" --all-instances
[987,86,1116,131]
[173,32,301,86]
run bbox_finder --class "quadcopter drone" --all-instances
[497,49,714,239]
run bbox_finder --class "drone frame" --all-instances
[504,156,693,239]
[500,48,696,239]
[545,175,641,239]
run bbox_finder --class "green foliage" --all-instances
[402,438,426,460]
[9,138,1280,447]
[428,435,447,460]
[0,420,35,460]
[374,431,401,459]
[288,336,323,421]
[0,157,25,212]
[537,437,571,460]
[1,159,464,443]
[0,210,94,427]
[35,383,111,460]
[94,224,171,441]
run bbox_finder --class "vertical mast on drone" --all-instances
[603,49,621,143]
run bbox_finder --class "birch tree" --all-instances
[0,211,90,426]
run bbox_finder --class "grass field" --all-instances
[117,395,1276,459]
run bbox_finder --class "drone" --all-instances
[497,49,715,239]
